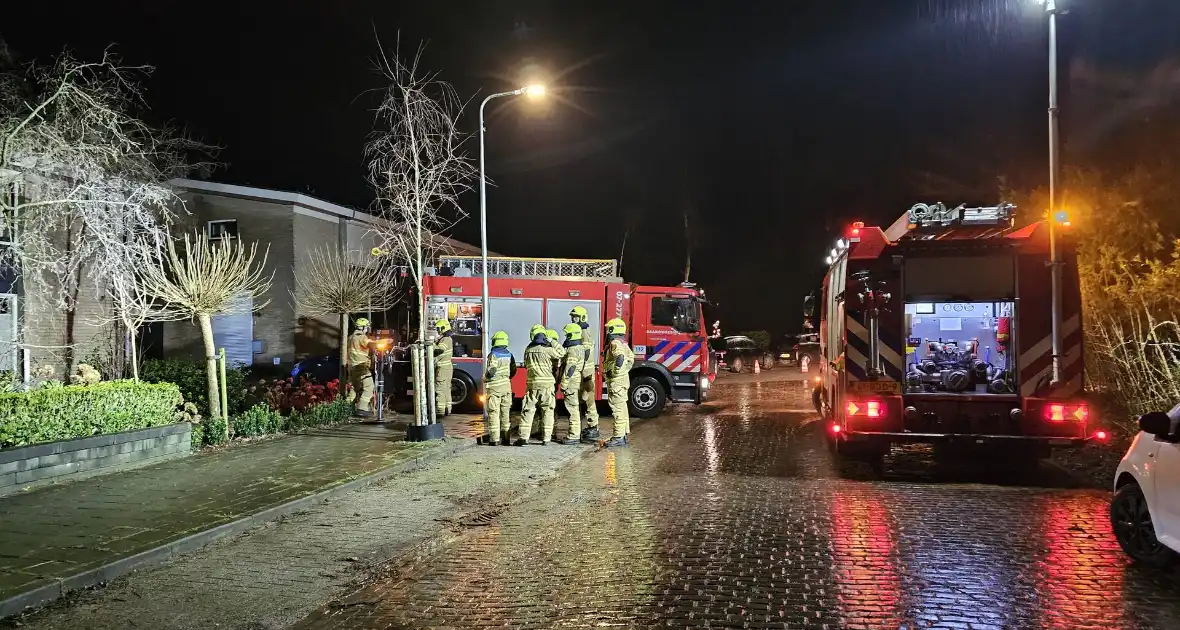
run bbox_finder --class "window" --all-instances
[651,297,701,333]
[207,219,238,241]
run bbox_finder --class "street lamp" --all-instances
[477,84,545,413]
[1037,0,1063,385]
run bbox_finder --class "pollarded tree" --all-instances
[139,233,271,433]
[293,245,402,381]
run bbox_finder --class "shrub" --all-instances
[0,381,183,449]
[202,416,228,447]
[256,377,341,415]
[231,404,285,437]
[290,398,353,430]
[141,358,251,417]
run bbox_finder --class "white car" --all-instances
[1111,404,1180,567]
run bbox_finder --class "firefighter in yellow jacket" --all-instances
[570,306,601,442]
[559,322,589,445]
[433,319,454,416]
[347,318,375,417]
[517,324,565,446]
[603,318,635,447]
[482,331,516,446]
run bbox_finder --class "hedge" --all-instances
[0,381,184,449]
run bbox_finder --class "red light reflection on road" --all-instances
[1036,497,1129,629]
[829,488,903,627]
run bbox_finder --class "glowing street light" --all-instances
[477,84,546,406]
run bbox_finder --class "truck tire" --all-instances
[451,371,477,411]
[628,375,666,419]
[730,356,745,373]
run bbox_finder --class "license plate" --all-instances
[848,380,900,394]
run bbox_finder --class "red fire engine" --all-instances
[813,202,1105,468]
[416,256,713,418]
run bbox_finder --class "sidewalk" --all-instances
[0,415,484,618]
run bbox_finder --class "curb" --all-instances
[0,434,480,620]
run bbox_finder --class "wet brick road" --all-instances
[298,375,1180,629]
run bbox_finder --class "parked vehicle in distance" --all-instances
[1111,404,1180,567]
[720,335,775,373]
[793,333,820,372]
[291,355,339,384]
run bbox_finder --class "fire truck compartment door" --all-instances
[488,297,544,363]
[903,255,1014,299]
[546,299,603,344]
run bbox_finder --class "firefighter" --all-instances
[602,317,635,447]
[517,324,565,446]
[570,306,601,442]
[482,330,516,445]
[433,319,454,417]
[558,322,587,445]
[347,317,375,417]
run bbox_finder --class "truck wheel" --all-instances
[451,372,476,411]
[730,356,745,373]
[628,376,666,419]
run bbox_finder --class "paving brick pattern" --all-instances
[8,429,590,630]
[299,378,1180,630]
[0,416,482,608]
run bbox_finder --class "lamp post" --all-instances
[1038,0,1063,385]
[477,84,545,415]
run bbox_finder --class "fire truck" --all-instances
[813,202,1106,467]
[402,256,713,418]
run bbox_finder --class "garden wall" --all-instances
[0,423,191,497]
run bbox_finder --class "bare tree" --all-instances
[0,43,214,373]
[293,246,402,380]
[140,233,271,432]
[365,41,475,348]
[102,249,183,381]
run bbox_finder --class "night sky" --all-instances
[5,0,1179,337]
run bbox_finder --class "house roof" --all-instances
[169,178,493,256]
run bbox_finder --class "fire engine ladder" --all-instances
[438,256,621,280]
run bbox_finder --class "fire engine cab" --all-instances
[813,202,1104,467]
[410,256,713,418]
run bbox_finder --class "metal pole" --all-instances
[1046,0,1063,385]
[478,89,521,419]
[374,353,385,423]
[425,339,437,424]
[218,348,229,421]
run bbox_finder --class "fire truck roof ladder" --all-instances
[438,256,622,281]
[907,202,1016,228]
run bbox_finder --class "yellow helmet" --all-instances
[562,322,583,340]
[529,324,547,339]
[435,319,451,333]
[355,317,370,329]
[570,305,589,323]
[605,318,627,335]
[545,329,559,341]
[491,330,509,347]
